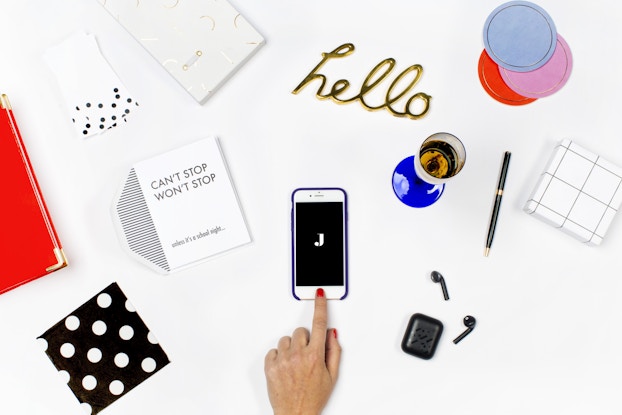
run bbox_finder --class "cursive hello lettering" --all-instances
[292,43,431,120]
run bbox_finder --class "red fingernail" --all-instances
[316,288,325,298]
[333,329,338,339]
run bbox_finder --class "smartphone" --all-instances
[291,188,348,300]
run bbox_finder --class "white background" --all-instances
[1,1,622,414]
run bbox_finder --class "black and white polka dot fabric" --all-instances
[38,282,169,414]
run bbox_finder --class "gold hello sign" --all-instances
[292,43,431,120]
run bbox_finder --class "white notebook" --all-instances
[112,137,252,273]
[97,0,265,103]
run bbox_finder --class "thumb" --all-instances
[325,328,342,383]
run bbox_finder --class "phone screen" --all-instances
[294,200,345,287]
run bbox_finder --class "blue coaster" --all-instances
[483,1,557,72]
[392,155,444,208]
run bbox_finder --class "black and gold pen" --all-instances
[484,151,511,257]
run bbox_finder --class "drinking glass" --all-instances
[392,132,466,207]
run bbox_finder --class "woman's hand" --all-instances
[264,288,341,415]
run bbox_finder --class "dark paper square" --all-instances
[38,282,170,414]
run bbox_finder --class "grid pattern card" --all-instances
[524,139,622,246]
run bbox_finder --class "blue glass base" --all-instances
[392,155,445,208]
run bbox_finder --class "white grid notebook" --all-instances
[524,139,622,246]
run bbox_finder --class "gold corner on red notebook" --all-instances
[46,248,68,272]
[0,94,11,110]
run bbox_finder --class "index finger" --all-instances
[309,288,328,349]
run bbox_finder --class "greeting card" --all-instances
[44,32,140,138]
[112,137,251,273]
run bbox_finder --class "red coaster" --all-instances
[478,49,537,106]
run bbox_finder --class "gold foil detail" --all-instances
[163,0,179,8]
[0,94,11,110]
[162,59,178,68]
[183,51,203,70]
[292,43,431,120]
[200,15,216,31]
[46,248,68,272]
[220,51,234,64]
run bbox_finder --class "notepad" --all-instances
[524,139,622,245]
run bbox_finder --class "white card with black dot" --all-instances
[38,282,170,414]
[44,32,140,138]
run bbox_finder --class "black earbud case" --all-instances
[401,313,443,359]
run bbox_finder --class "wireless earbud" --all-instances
[430,270,449,301]
[453,315,476,344]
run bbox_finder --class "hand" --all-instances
[264,288,341,415]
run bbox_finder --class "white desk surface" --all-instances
[2,1,622,414]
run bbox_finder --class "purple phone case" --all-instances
[291,187,348,300]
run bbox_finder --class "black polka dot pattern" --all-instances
[71,87,140,137]
[38,283,169,414]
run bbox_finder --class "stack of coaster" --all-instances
[478,1,572,105]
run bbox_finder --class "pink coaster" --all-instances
[500,34,572,98]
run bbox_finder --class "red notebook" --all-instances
[0,94,67,294]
